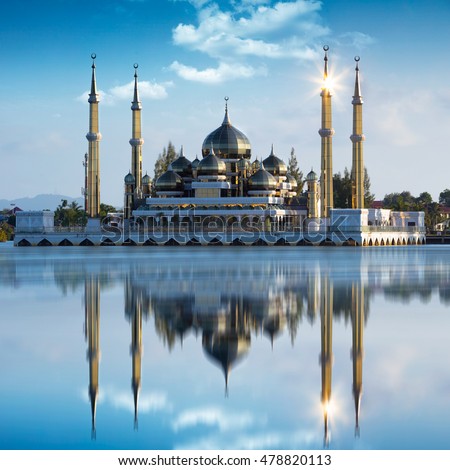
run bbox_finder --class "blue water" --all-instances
[1,244,449,450]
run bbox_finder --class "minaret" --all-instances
[86,53,102,218]
[306,169,319,219]
[351,281,364,437]
[124,172,136,220]
[85,274,101,439]
[320,274,333,447]
[319,45,335,219]
[350,56,365,209]
[130,64,144,198]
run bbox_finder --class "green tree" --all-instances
[99,203,117,219]
[0,221,14,241]
[287,147,303,195]
[439,189,450,207]
[333,168,352,208]
[383,191,443,231]
[153,141,178,194]
[0,227,8,242]
[383,191,415,211]
[363,167,375,207]
[333,166,374,208]
[55,199,87,227]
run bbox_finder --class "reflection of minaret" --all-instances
[85,275,100,439]
[319,45,335,218]
[351,282,364,436]
[86,53,102,218]
[125,275,143,428]
[307,266,320,323]
[130,300,143,429]
[351,57,365,209]
[320,275,333,447]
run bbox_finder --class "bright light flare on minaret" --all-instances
[322,75,335,92]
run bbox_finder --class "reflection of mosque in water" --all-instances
[3,249,450,446]
[82,263,368,446]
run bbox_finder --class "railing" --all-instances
[16,224,426,236]
[329,225,425,233]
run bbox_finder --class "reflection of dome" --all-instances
[262,146,287,177]
[201,100,251,159]
[155,166,184,192]
[142,173,151,184]
[306,169,318,182]
[171,147,192,178]
[286,173,298,190]
[124,172,135,185]
[248,164,277,191]
[202,331,251,391]
[198,147,227,177]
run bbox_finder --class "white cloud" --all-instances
[76,80,171,105]
[173,1,327,60]
[338,31,376,49]
[80,387,172,414]
[170,1,329,83]
[175,428,320,450]
[172,406,256,431]
[169,60,267,83]
[110,80,171,100]
[111,390,172,414]
[373,90,434,147]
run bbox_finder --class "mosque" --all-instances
[15,47,426,246]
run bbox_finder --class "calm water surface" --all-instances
[1,244,450,450]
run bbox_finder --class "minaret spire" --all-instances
[318,45,335,219]
[86,53,102,218]
[222,96,231,125]
[89,56,98,102]
[132,64,141,110]
[350,56,365,209]
[323,45,329,79]
[129,63,144,207]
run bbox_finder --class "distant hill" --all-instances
[0,194,84,211]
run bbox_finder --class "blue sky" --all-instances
[0,0,449,207]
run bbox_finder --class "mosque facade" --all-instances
[15,47,426,246]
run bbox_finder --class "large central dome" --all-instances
[202,99,251,159]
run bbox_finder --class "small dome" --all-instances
[124,172,135,185]
[201,99,251,159]
[286,173,298,189]
[142,173,151,184]
[306,169,318,182]
[155,167,184,192]
[171,156,192,178]
[262,146,287,177]
[237,157,250,171]
[171,146,192,177]
[248,165,277,191]
[251,158,261,172]
[191,156,200,169]
[197,147,227,177]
